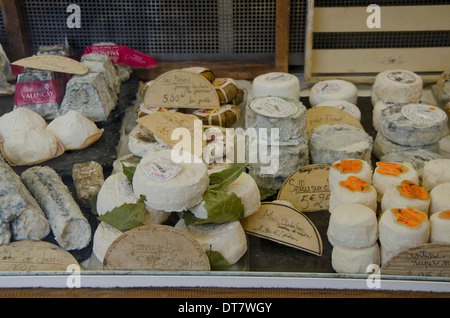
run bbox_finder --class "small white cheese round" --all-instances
[252,72,300,100]
[46,110,102,150]
[372,100,402,131]
[92,221,122,263]
[430,210,450,244]
[381,181,430,214]
[378,207,430,255]
[429,183,450,215]
[0,107,47,139]
[3,128,58,165]
[422,158,450,191]
[133,150,209,212]
[371,69,423,106]
[331,243,380,274]
[329,176,377,213]
[327,202,378,248]
[223,172,261,218]
[328,158,373,192]
[315,100,361,121]
[309,79,358,107]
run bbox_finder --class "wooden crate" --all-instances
[304,1,450,83]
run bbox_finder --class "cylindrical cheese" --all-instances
[372,100,402,131]
[378,207,430,255]
[381,180,430,214]
[309,79,358,107]
[127,124,170,158]
[372,162,419,202]
[371,69,423,106]
[133,150,209,212]
[328,158,373,192]
[92,221,122,263]
[331,243,380,274]
[327,202,378,248]
[430,210,450,244]
[315,100,361,121]
[429,183,450,215]
[422,159,450,191]
[329,176,377,213]
[252,72,300,100]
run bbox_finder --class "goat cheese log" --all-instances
[21,166,91,250]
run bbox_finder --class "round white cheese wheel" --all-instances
[378,207,430,255]
[46,110,102,150]
[371,69,423,106]
[328,158,372,192]
[329,176,377,213]
[0,107,47,139]
[309,79,358,107]
[372,100,404,131]
[430,210,450,244]
[127,124,170,158]
[309,124,373,165]
[252,72,300,100]
[331,243,380,274]
[373,131,439,160]
[175,219,247,265]
[429,183,450,215]
[422,159,450,191]
[3,128,58,165]
[92,221,122,263]
[245,96,307,142]
[373,162,419,202]
[379,104,448,147]
[381,180,430,214]
[133,150,209,212]
[315,100,361,121]
[327,202,378,248]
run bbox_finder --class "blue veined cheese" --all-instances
[309,79,358,107]
[60,72,116,122]
[373,131,439,160]
[127,124,170,158]
[245,96,307,142]
[379,104,448,147]
[21,166,91,251]
[371,69,423,106]
[309,124,373,165]
[175,218,247,266]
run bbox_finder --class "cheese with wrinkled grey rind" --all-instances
[372,100,407,131]
[175,219,247,265]
[373,131,439,160]
[0,221,10,245]
[21,166,91,250]
[379,104,448,147]
[60,73,116,122]
[132,150,209,212]
[309,124,373,165]
[245,96,307,142]
[0,156,27,222]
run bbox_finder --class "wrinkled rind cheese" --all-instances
[431,71,450,108]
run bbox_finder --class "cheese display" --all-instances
[72,161,104,208]
[136,104,178,119]
[429,183,450,215]
[328,159,373,192]
[183,67,215,83]
[379,104,448,147]
[327,202,378,248]
[127,124,170,158]
[21,166,91,250]
[175,219,247,266]
[380,180,430,214]
[372,100,402,131]
[378,207,430,264]
[46,110,103,150]
[371,69,423,106]
[331,243,380,274]
[315,100,361,121]
[429,211,450,244]
[309,79,358,107]
[0,108,47,139]
[328,176,377,213]
[431,71,450,108]
[193,104,241,127]
[309,124,373,165]
[252,72,301,100]
[422,159,450,191]
[0,222,10,245]
[132,150,209,212]
[439,133,450,158]
[92,221,122,263]
[213,78,240,105]
[81,53,120,98]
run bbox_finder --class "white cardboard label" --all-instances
[250,97,297,118]
[143,158,182,181]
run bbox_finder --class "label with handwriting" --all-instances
[241,202,323,256]
[277,164,331,212]
[143,70,220,109]
[103,224,210,271]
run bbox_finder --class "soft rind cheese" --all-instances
[92,221,122,263]
[127,124,170,158]
[422,159,450,191]
[132,150,209,212]
[328,158,373,192]
[429,183,450,215]
[371,69,423,106]
[329,176,377,213]
[309,124,373,165]
[331,243,380,274]
[372,100,404,131]
[0,108,47,139]
[381,181,430,214]
[379,104,448,146]
[309,80,358,107]
[315,100,361,121]
[431,71,450,108]
[252,72,301,100]
[430,211,450,244]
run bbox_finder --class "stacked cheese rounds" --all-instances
[314,100,361,122]
[252,72,301,100]
[309,79,358,107]
[245,96,308,190]
[430,211,450,244]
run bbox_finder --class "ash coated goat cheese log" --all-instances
[0,156,27,222]
[21,166,91,250]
